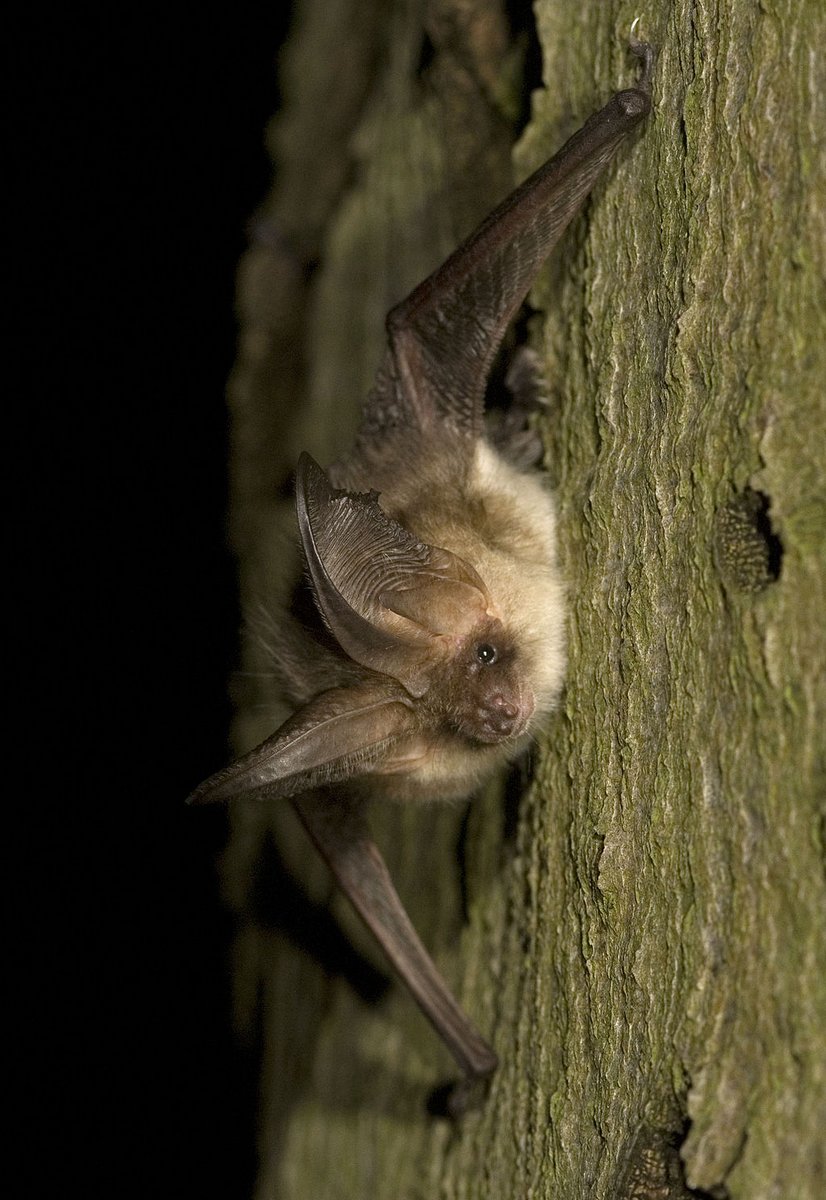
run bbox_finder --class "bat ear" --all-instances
[296,454,489,696]
[186,680,416,805]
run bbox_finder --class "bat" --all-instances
[189,33,653,1114]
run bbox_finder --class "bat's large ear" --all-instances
[186,680,415,805]
[296,453,489,696]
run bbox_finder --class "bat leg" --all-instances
[292,792,498,1108]
[487,346,550,469]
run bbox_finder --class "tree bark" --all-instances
[223,1,826,1196]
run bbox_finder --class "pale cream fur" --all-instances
[365,437,567,802]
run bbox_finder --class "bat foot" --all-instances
[487,346,549,469]
[427,1070,494,1119]
[505,346,549,412]
[628,21,655,93]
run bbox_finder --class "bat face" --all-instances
[433,625,530,743]
[189,35,653,1109]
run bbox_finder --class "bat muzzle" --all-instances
[473,692,532,742]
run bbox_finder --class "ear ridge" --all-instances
[380,577,488,636]
[186,681,416,805]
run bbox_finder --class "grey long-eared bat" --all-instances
[189,36,653,1112]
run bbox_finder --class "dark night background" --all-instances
[31,10,294,1197]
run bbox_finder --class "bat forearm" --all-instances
[292,792,498,1083]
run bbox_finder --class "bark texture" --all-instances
[223,1,826,1196]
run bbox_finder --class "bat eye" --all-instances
[476,643,497,665]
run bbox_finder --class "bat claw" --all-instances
[505,346,550,412]
[628,20,655,93]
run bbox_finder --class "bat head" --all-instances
[187,455,541,809]
[424,617,534,744]
[296,453,536,739]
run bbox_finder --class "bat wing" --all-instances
[297,453,489,696]
[187,679,416,805]
[357,45,652,454]
[292,791,498,1091]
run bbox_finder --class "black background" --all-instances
[29,9,294,1196]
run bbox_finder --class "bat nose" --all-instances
[479,694,521,736]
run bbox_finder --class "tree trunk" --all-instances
[223,1,825,1196]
